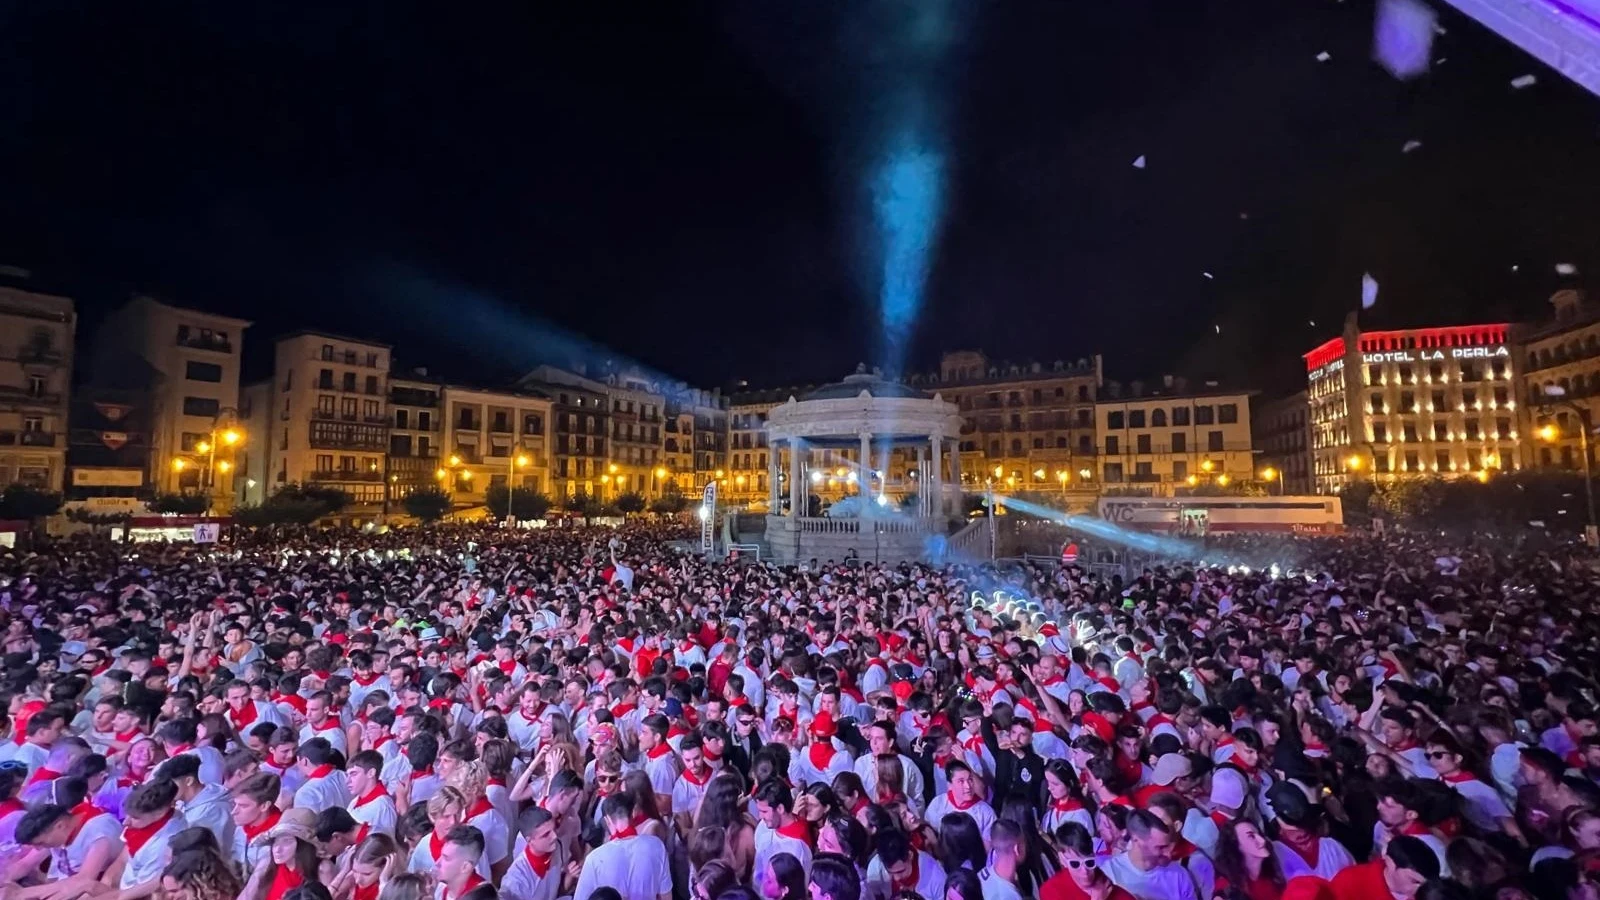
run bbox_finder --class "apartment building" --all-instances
[388,374,443,502]
[91,296,250,494]
[1306,316,1520,493]
[440,385,552,507]
[907,351,1102,491]
[1253,390,1313,495]
[1519,290,1600,470]
[663,384,726,494]
[0,284,75,492]
[262,332,392,516]
[726,390,784,504]
[517,365,611,499]
[604,373,665,497]
[1095,380,1256,494]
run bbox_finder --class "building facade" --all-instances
[725,391,783,505]
[439,385,552,508]
[662,384,726,494]
[906,351,1102,492]
[1306,317,1520,494]
[1518,290,1600,470]
[262,332,392,518]
[0,285,75,492]
[91,296,249,495]
[603,374,666,498]
[517,366,611,500]
[1094,381,1256,494]
[388,374,443,503]
[1253,390,1312,495]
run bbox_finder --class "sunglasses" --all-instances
[1424,751,1453,760]
[596,773,620,783]
[1065,859,1097,870]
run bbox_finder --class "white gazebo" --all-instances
[763,366,965,564]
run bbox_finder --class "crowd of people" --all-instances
[0,520,1596,900]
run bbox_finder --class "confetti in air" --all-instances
[1316,51,1332,62]
[1511,74,1538,89]
[1557,263,1578,275]
[1373,0,1437,81]
[1362,272,1380,309]
[1402,140,1423,153]
[1132,155,1147,169]
[1202,272,1214,280]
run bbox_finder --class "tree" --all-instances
[486,486,551,520]
[232,483,352,527]
[650,492,689,515]
[150,492,210,515]
[0,484,63,521]
[614,491,647,515]
[402,487,454,522]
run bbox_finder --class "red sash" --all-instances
[124,812,175,855]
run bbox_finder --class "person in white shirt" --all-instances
[925,761,997,843]
[753,780,815,878]
[162,754,237,851]
[347,750,398,840]
[12,710,66,777]
[979,820,1027,900]
[118,779,190,897]
[638,714,681,818]
[434,824,490,900]
[852,722,925,815]
[503,807,567,900]
[1101,810,1198,900]
[299,692,350,756]
[866,828,945,900]
[1425,737,1520,837]
[293,738,353,813]
[229,771,284,871]
[574,792,672,900]
[153,719,227,786]
[670,734,715,837]
[12,792,121,889]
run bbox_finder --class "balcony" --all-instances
[309,470,385,483]
[0,430,57,447]
[18,346,64,366]
[177,333,233,353]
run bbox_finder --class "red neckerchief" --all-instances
[352,671,381,687]
[90,661,112,677]
[682,764,710,786]
[312,670,332,681]
[945,790,978,811]
[267,864,304,900]
[0,797,24,819]
[488,777,506,788]
[1398,821,1431,837]
[26,766,61,786]
[467,797,495,819]
[413,766,435,779]
[1095,676,1120,692]
[646,743,673,760]
[427,698,453,713]
[776,818,813,844]
[308,764,336,780]
[354,785,388,807]
[808,743,837,771]
[313,718,342,733]
[1052,797,1084,812]
[274,693,308,715]
[1280,829,1319,867]
[114,727,143,743]
[428,829,448,860]
[610,702,636,719]
[1146,713,1176,730]
[66,802,109,841]
[1391,739,1420,752]
[891,853,920,892]
[230,702,259,729]
[1441,770,1477,784]
[849,796,869,816]
[610,824,639,841]
[123,812,175,855]
[354,882,379,900]
[370,734,392,751]
[168,743,195,756]
[667,723,690,739]
[524,843,554,877]
[498,658,519,675]
[703,747,722,765]
[441,874,485,900]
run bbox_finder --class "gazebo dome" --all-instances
[801,366,929,402]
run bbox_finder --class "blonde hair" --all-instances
[376,873,430,900]
[426,786,467,820]
[445,760,487,806]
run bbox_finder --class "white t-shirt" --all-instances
[502,836,566,900]
[1101,854,1199,900]
[294,769,353,813]
[754,821,815,878]
[866,851,946,900]
[1445,775,1513,832]
[573,833,671,900]
[979,868,1024,900]
[52,809,121,880]
[349,790,398,839]
[1273,837,1356,881]
[925,794,997,841]
[120,814,189,889]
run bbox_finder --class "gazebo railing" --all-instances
[792,516,943,534]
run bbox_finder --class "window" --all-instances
[1399,392,1415,413]
[1107,412,1124,429]
[1370,393,1384,414]
[492,412,510,432]
[1218,403,1238,424]
[458,407,474,428]
[340,397,357,419]
[1106,436,1120,454]
[1403,424,1418,443]
[1374,454,1391,474]
[395,409,410,429]
[1463,388,1477,408]
[1151,409,1167,427]
[342,372,357,391]
[1078,385,1089,401]
[1078,435,1092,453]
[366,375,379,395]
[1373,423,1388,443]
[185,361,223,383]
[1465,420,1481,440]
[1077,410,1091,427]
[1462,362,1481,381]
[182,396,220,417]
[1195,405,1215,425]
[1129,410,1146,428]
[1436,450,1450,471]
[364,400,380,419]
[316,454,333,471]
[1056,437,1067,448]
[1055,387,1065,398]
[1135,461,1153,477]
[1367,365,1381,385]
[1010,439,1022,454]
[1104,463,1124,482]
[1173,407,1190,426]
[1172,432,1186,453]
[25,375,46,397]
[180,432,207,451]
[418,411,432,431]
[1405,451,1420,471]
[1398,364,1413,384]
[1497,418,1511,439]
[1433,422,1447,441]
[1468,449,1482,469]
[339,455,356,471]
[318,369,335,389]
[1207,430,1223,452]
[320,345,333,361]
[1136,434,1151,453]
[1429,363,1444,381]
[366,352,379,367]
[1032,438,1044,450]
[1431,390,1445,410]
[524,414,543,434]
[1494,386,1509,406]
[1172,460,1188,480]
[1031,389,1042,403]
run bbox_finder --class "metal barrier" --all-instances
[727,543,762,562]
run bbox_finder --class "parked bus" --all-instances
[1096,495,1344,535]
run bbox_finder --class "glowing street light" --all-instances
[1216,473,1231,487]
[1078,468,1092,481]
[221,429,241,446]
[1538,424,1560,442]
[217,460,231,473]
[435,468,447,480]
[1185,474,1199,486]
[1346,455,1364,470]
[1200,459,1214,473]
[172,458,187,472]
[1033,468,1046,480]
[449,454,462,466]
[1260,466,1281,495]
[993,465,1004,478]
[196,440,211,454]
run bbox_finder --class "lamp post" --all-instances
[509,453,531,523]
[1538,384,1598,546]
[1260,466,1280,495]
[1056,469,1068,498]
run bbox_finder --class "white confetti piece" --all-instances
[1132,155,1147,169]
[1557,263,1578,275]
[1316,51,1332,62]
[1202,272,1214,280]
[1512,74,1538,89]
[1309,320,1317,327]
[1362,272,1380,309]
[1402,140,1423,153]
[1215,325,1222,334]
[1511,265,1519,273]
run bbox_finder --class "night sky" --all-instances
[2,0,1598,396]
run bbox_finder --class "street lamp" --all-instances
[1538,383,1597,545]
[1078,467,1092,481]
[1216,473,1231,487]
[1260,466,1280,495]
[1345,454,1364,471]
[1200,459,1214,473]
[1056,469,1069,497]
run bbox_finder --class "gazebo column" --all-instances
[930,436,943,516]
[768,438,780,511]
[789,438,805,519]
[949,441,963,505]
[859,432,872,496]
